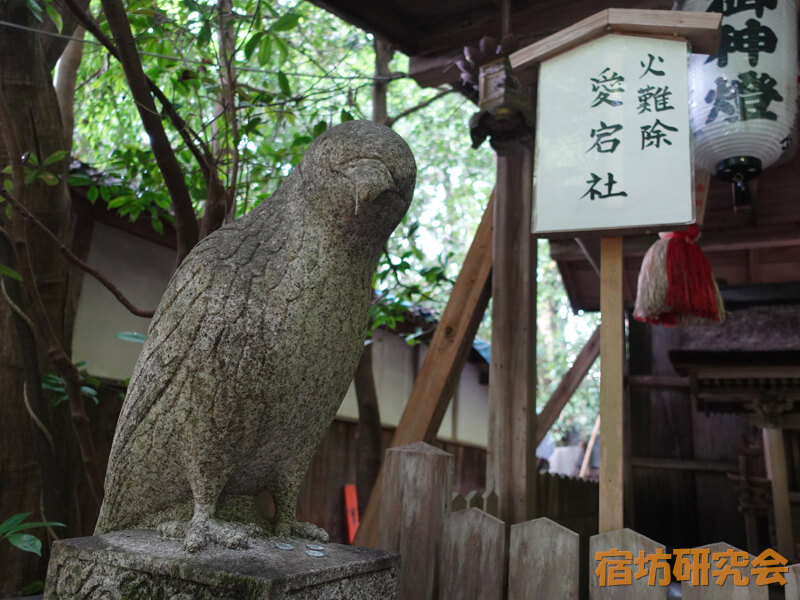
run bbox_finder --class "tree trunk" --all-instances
[200,0,238,238]
[0,1,80,593]
[371,38,394,124]
[353,344,382,514]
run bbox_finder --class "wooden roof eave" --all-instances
[509,9,722,84]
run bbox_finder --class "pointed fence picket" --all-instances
[681,542,766,600]
[787,563,800,598]
[439,507,506,600]
[590,528,668,599]
[378,443,795,600]
[508,517,579,599]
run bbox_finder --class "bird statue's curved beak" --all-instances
[341,158,397,214]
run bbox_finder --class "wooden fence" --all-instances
[379,442,800,599]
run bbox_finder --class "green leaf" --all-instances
[340,109,354,122]
[45,2,62,32]
[38,172,59,186]
[116,331,146,344]
[272,13,301,32]
[8,533,42,556]
[0,513,30,537]
[26,0,43,22]
[312,121,327,137]
[107,194,136,209]
[4,520,64,533]
[42,150,68,166]
[274,37,289,66]
[277,71,291,97]
[151,215,163,235]
[244,32,264,60]
[0,263,22,282]
[2,180,13,195]
[87,186,99,203]
[81,386,99,404]
[257,36,272,67]
[197,21,212,46]
[66,174,93,186]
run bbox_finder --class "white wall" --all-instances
[72,223,174,381]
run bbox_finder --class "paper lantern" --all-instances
[682,0,798,208]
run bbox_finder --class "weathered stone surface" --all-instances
[43,530,398,599]
[93,120,416,551]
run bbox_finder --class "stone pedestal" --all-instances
[43,530,397,599]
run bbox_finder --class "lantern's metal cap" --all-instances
[715,156,761,213]
[714,156,762,183]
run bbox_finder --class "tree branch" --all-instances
[385,89,454,128]
[0,188,155,318]
[99,0,199,261]
[60,0,218,197]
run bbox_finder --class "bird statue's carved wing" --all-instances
[99,194,307,526]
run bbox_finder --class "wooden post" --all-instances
[488,138,537,524]
[599,237,624,533]
[379,442,453,600]
[354,193,493,548]
[764,427,795,560]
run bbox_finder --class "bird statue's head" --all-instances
[296,120,416,254]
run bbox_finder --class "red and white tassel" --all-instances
[633,224,725,327]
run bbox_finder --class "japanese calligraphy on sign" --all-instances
[533,34,694,235]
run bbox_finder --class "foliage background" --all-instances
[69,0,600,441]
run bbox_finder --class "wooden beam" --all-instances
[536,325,601,445]
[764,428,795,560]
[626,375,690,389]
[579,416,601,478]
[353,191,494,548]
[599,236,624,533]
[408,53,463,88]
[488,141,537,525]
[510,9,722,84]
[631,456,737,473]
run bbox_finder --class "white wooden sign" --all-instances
[533,34,695,235]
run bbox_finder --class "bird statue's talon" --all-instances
[158,517,253,552]
[291,521,329,542]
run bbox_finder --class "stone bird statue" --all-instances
[94,120,415,551]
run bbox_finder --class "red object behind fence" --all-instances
[344,483,359,544]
